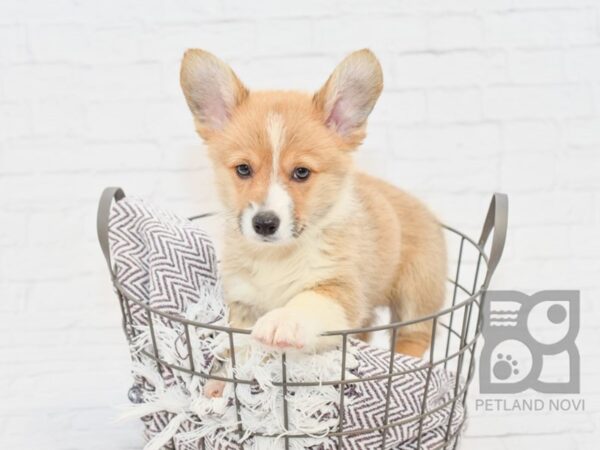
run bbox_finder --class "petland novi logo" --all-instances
[479,290,580,394]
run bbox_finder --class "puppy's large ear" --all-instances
[180,49,248,139]
[314,49,383,147]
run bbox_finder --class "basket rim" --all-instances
[111,223,490,336]
[126,319,480,387]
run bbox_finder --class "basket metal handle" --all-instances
[97,186,126,274]
[478,192,508,286]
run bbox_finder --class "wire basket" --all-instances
[97,189,508,450]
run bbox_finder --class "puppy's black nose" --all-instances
[252,211,280,236]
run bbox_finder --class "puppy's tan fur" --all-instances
[180,49,446,363]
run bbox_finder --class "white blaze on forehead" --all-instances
[246,111,293,241]
[239,112,294,242]
[266,112,286,176]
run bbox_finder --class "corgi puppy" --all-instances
[180,49,447,397]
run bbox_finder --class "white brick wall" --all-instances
[1,0,599,448]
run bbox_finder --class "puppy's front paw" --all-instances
[251,308,306,350]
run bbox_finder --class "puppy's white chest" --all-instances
[223,243,335,317]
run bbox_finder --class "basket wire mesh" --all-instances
[97,188,508,450]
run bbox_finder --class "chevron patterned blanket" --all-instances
[108,197,464,450]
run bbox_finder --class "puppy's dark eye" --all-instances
[235,164,252,178]
[292,167,311,181]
